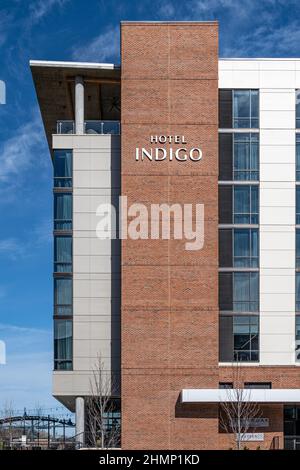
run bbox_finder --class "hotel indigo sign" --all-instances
[135,135,203,162]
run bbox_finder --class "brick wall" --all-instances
[121,21,219,449]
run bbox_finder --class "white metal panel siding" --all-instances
[219,60,300,366]
[52,134,121,396]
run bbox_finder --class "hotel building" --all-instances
[31,21,300,450]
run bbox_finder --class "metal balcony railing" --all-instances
[56,120,120,135]
[84,120,120,135]
[56,120,75,134]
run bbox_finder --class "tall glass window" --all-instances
[54,150,72,188]
[219,315,259,362]
[233,315,259,362]
[296,90,300,129]
[219,90,259,129]
[296,316,300,361]
[54,236,72,273]
[296,134,300,181]
[54,278,72,315]
[234,229,258,268]
[296,230,300,268]
[233,133,259,180]
[296,273,300,312]
[233,90,259,129]
[233,272,259,312]
[54,319,72,370]
[219,272,259,312]
[54,193,72,230]
[234,185,259,224]
[219,228,259,268]
[297,187,300,225]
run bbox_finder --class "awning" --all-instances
[181,389,300,403]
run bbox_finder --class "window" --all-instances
[53,150,72,188]
[296,230,300,268]
[54,193,72,230]
[296,317,300,361]
[219,185,259,225]
[234,185,258,224]
[219,382,233,389]
[233,90,259,129]
[233,315,259,362]
[219,185,233,224]
[54,277,72,315]
[244,382,271,389]
[54,236,72,273]
[219,133,259,181]
[219,315,259,362]
[219,90,259,129]
[219,228,259,268]
[233,272,259,312]
[296,90,300,129]
[296,134,300,180]
[54,319,72,370]
[219,90,233,129]
[233,133,259,181]
[296,274,300,312]
[219,272,259,312]
[297,187,300,225]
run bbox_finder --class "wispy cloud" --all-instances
[0,239,26,260]
[28,0,70,24]
[72,26,120,63]
[0,219,52,261]
[0,9,13,48]
[0,112,47,185]
[223,21,300,57]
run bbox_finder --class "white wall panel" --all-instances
[219,60,298,366]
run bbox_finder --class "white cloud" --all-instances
[0,239,25,259]
[28,0,70,24]
[72,26,119,63]
[0,219,51,261]
[0,112,47,184]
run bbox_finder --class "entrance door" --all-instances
[284,406,300,449]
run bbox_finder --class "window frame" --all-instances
[53,149,72,188]
[54,319,73,370]
[232,89,259,129]
[233,184,259,225]
[233,315,259,362]
[54,235,72,273]
[54,191,73,231]
[54,276,73,316]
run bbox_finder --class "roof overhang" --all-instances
[30,60,121,150]
[181,389,300,403]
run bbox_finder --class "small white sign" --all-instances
[237,433,264,442]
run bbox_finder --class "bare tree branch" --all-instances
[85,355,120,449]
[219,362,262,450]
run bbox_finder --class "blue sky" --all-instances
[1,0,300,411]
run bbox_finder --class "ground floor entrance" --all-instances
[284,406,300,450]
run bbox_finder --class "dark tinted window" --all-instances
[219,185,232,224]
[219,89,232,128]
[219,133,233,180]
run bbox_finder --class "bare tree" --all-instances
[85,356,120,449]
[219,363,262,450]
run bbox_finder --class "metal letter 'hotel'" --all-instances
[31,21,300,450]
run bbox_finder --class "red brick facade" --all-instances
[121,22,219,449]
[120,21,297,450]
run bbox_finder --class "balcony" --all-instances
[56,120,120,135]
